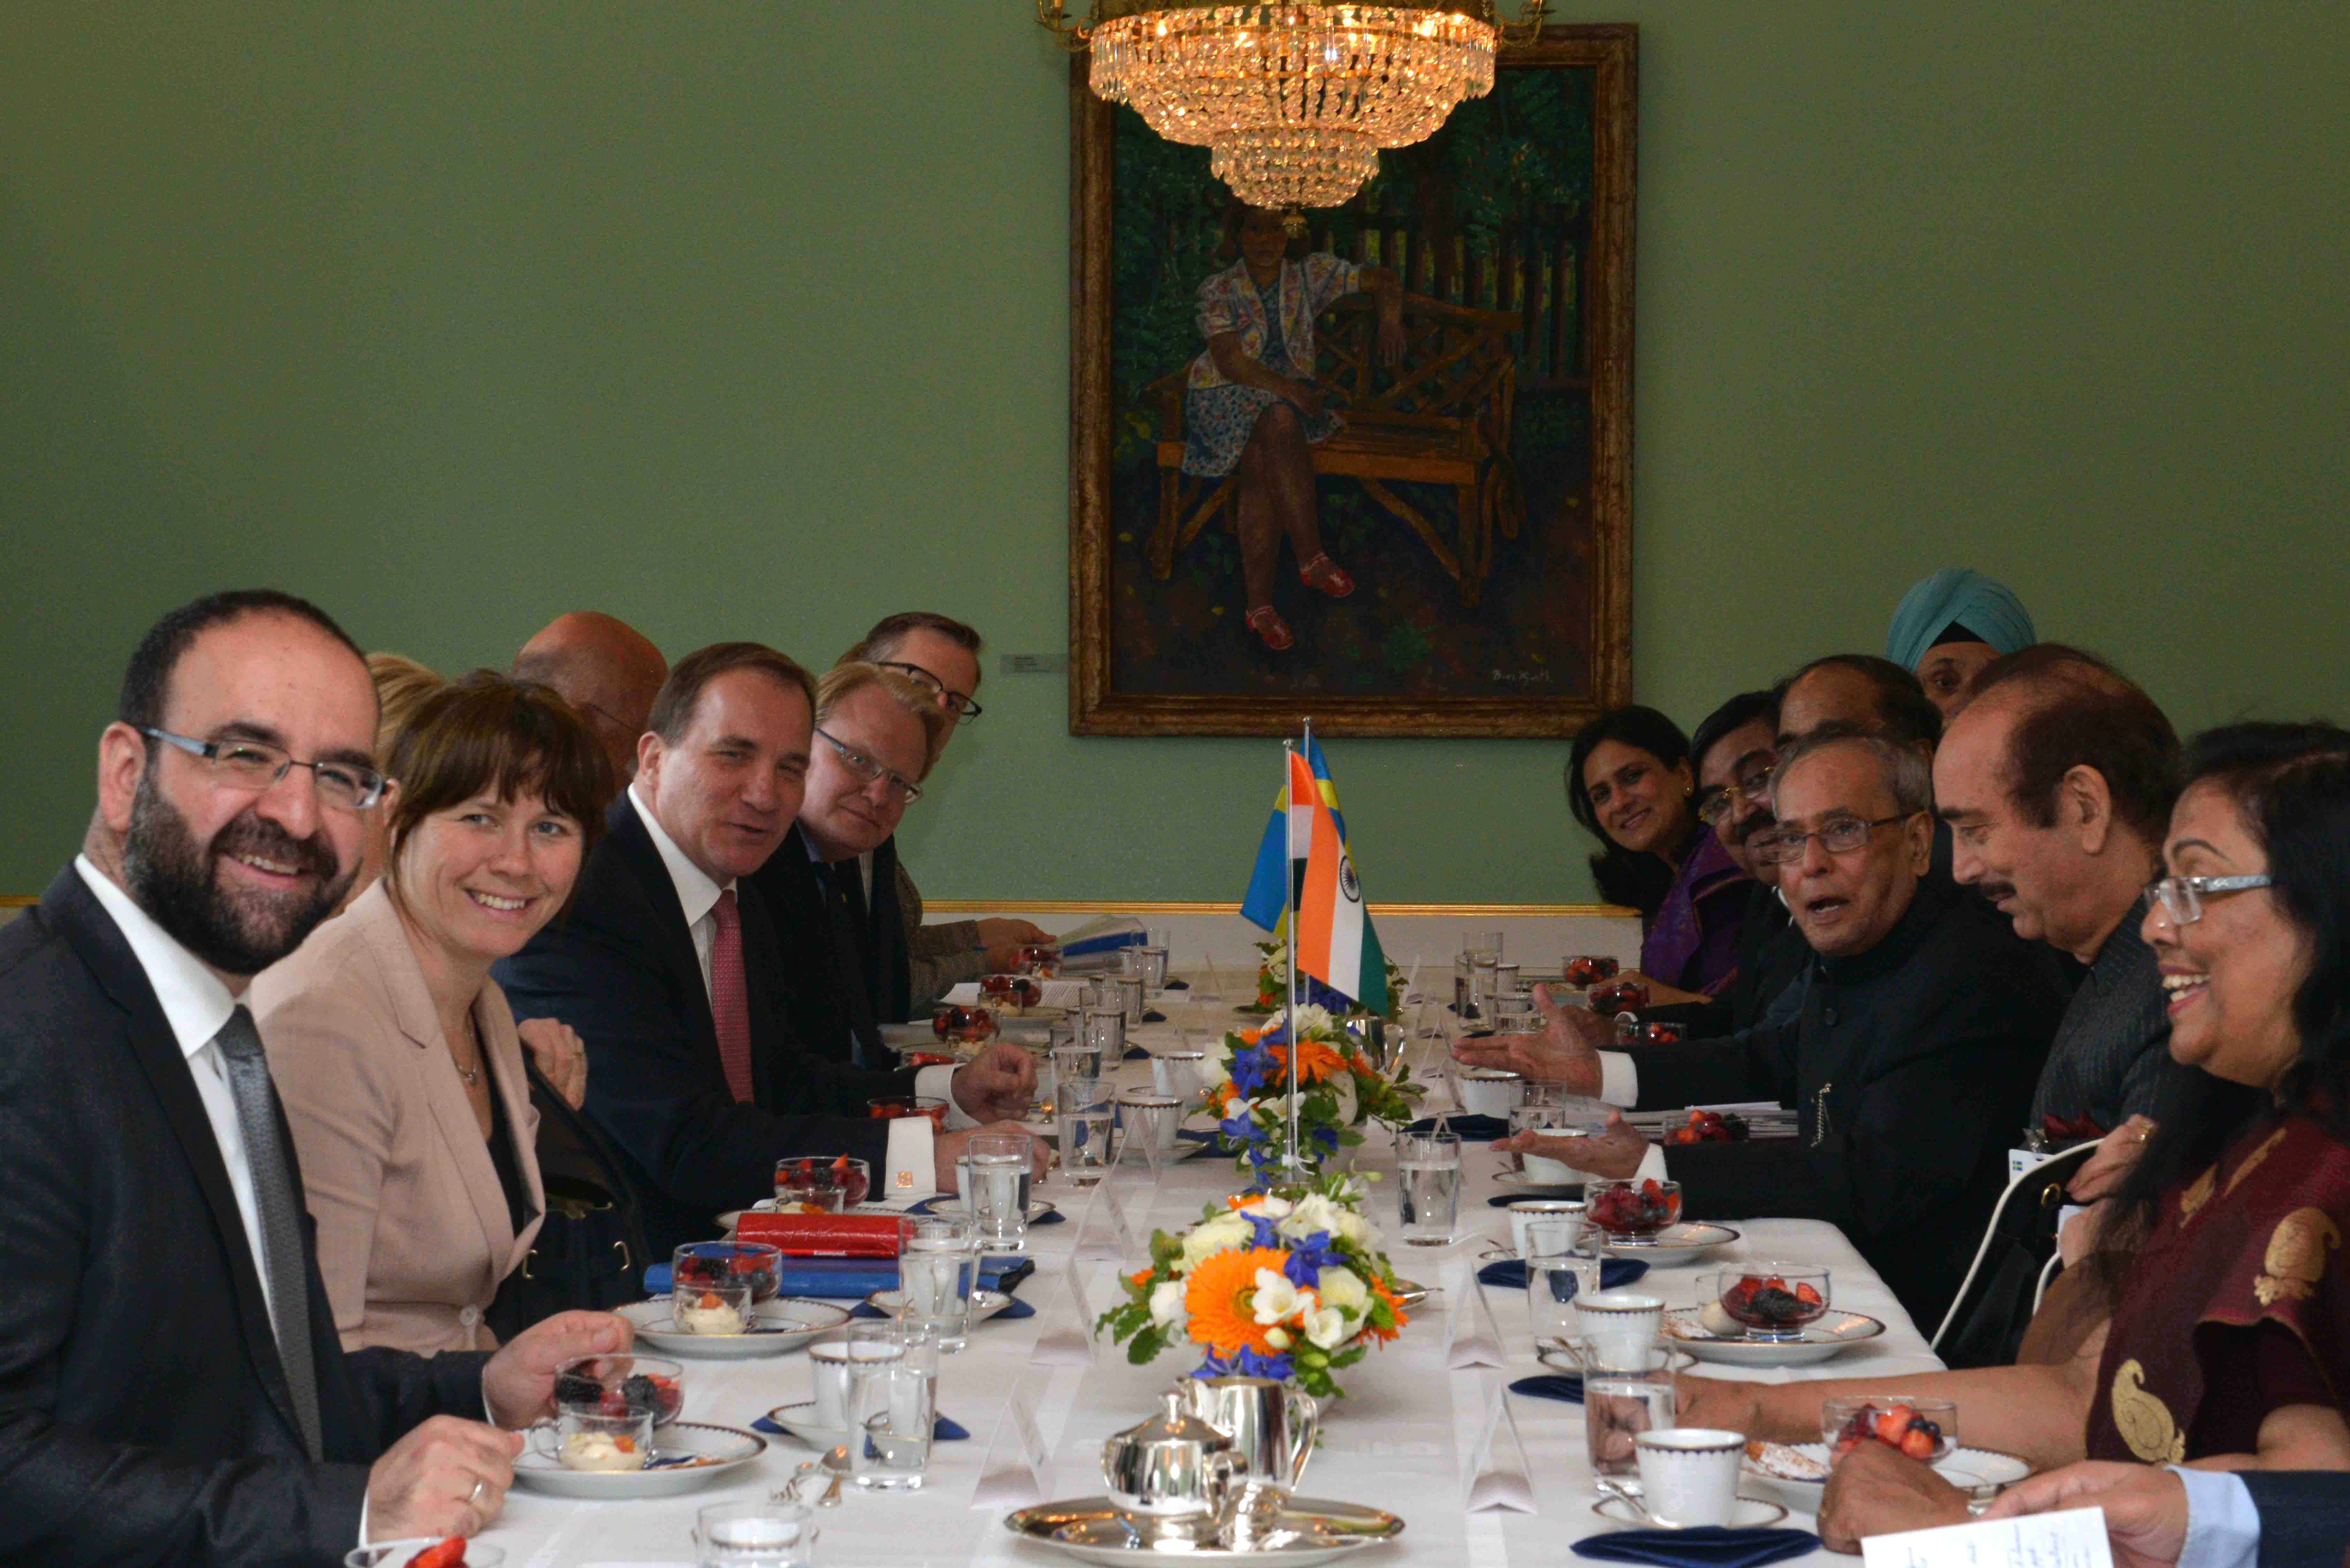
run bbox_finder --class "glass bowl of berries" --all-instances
[979,973,1043,1010]
[1563,955,1620,988]
[933,1004,999,1044]
[674,1239,783,1304]
[1017,943,1060,977]
[1586,1178,1682,1240]
[773,1154,871,1212]
[1588,978,1651,1017]
[1710,1266,1831,1342]
[1823,1396,1956,1464]
[552,1353,686,1428]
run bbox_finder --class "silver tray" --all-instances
[1005,1496,1402,1565]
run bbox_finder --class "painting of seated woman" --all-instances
[1069,26,1637,737]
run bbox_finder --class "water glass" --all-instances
[1463,929,1505,965]
[846,1322,931,1490]
[1139,945,1171,989]
[1080,1003,1127,1058]
[962,1130,1033,1252]
[1118,1089,1184,1170]
[1452,953,1480,1021]
[1528,1251,1600,1348]
[1581,1342,1678,1481]
[896,1216,977,1351]
[1112,972,1145,1027]
[1058,1080,1117,1187]
[1396,1130,1461,1248]
[694,1500,818,1568]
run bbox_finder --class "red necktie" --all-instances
[709,888,755,1103]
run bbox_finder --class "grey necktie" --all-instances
[213,1005,325,1461]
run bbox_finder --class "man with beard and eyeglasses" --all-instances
[0,590,632,1565]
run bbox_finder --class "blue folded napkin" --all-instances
[1477,1258,1649,1291]
[907,1195,1064,1226]
[1509,1372,1584,1404]
[751,1413,970,1442]
[1124,1045,1151,1060]
[1142,1010,1168,1024]
[645,1255,1035,1299]
[1406,1114,1510,1141]
[1489,1188,1582,1206]
[1175,1127,1218,1143]
[1163,979,1190,990]
[1572,1528,1819,1568]
[848,1295,1036,1321]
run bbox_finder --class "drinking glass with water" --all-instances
[846,1321,932,1490]
[694,1500,817,1568]
[1396,1130,1461,1248]
[961,1131,1032,1252]
[1058,1075,1116,1188]
[1580,1340,1678,1482]
[895,1215,977,1351]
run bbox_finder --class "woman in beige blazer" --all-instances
[255,672,612,1354]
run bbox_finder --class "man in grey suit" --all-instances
[1934,644,2185,1153]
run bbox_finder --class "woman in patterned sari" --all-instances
[1181,204,1404,651]
[1680,721,2350,1538]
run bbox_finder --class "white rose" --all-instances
[1330,1071,1360,1126]
[1149,1279,1187,1328]
[1249,1195,1294,1220]
[1180,1214,1251,1273]
[1302,1304,1350,1350]
[1279,1193,1344,1240]
[1315,1266,1368,1315]
[1332,1205,1378,1250]
[1292,1003,1337,1037]
[1249,1269,1303,1325]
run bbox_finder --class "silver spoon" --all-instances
[1595,1477,1659,1526]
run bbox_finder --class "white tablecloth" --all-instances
[480,985,1944,1566]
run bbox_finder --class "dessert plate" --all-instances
[1741,1442,2032,1512]
[512,1421,764,1499]
[1004,1496,1403,1565]
[915,1196,1060,1224]
[1662,1308,1887,1366]
[1588,1223,1740,1263]
[616,1296,850,1358]
[763,1400,847,1450]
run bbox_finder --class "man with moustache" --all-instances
[834,613,1053,1007]
[1937,645,2186,1149]
[497,643,1042,1254]
[0,590,630,1563]
[1469,728,2070,1324]
[1687,688,1810,1033]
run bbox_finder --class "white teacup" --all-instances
[1574,1291,1663,1367]
[807,1336,904,1429]
[1455,1068,1524,1118]
[1633,1428,1746,1527]
[1507,1199,1586,1258]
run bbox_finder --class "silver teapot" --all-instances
[1101,1389,1243,1542]
[1178,1376,1319,1491]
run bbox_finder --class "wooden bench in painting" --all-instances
[1143,293,1527,606]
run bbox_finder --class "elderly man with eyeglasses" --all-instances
[1472,725,2072,1328]
[832,612,1052,1008]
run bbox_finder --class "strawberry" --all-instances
[1795,1283,1823,1306]
[404,1539,466,1568]
[1899,1428,1937,1461]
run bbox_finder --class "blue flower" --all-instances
[1198,1345,1297,1383]
[1281,1230,1346,1287]
[1242,1212,1286,1249]
[1228,1045,1276,1097]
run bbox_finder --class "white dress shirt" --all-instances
[2173,1466,2260,1568]
[73,855,277,1325]
[626,788,949,1192]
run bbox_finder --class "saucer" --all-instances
[1588,1223,1740,1263]
[1663,1308,1887,1366]
[512,1421,765,1499]
[763,1400,848,1450]
[616,1296,851,1358]
[1492,1170,1585,1195]
[918,1197,1060,1224]
[1592,1494,1788,1529]
[863,1288,1014,1323]
[1741,1443,2032,1512]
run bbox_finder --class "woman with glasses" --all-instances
[1684,721,2350,1538]
[1566,705,1752,1000]
[251,673,611,1352]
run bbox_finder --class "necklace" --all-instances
[454,1013,481,1087]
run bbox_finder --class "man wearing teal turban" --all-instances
[1885,569,2038,720]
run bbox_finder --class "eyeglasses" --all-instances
[1695,760,1776,826]
[814,728,923,804]
[140,727,387,811]
[2146,874,2273,927]
[875,660,982,722]
[1749,813,1913,866]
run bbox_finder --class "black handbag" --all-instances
[1930,1142,2095,1370]
[487,1061,652,1342]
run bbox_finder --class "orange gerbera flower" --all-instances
[1363,1279,1407,1343]
[1292,1037,1347,1084]
[1184,1247,1291,1356]
[1130,1268,1155,1290]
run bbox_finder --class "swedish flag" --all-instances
[1240,735,1346,931]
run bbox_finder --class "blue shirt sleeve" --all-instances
[2173,1466,2260,1568]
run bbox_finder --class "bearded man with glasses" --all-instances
[1475,725,2071,1328]
[833,612,1052,1007]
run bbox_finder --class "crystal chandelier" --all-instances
[1039,2,1546,211]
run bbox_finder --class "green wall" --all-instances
[5,3,2346,903]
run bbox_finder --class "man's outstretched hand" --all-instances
[950,1040,1037,1124]
[1450,983,1609,1094]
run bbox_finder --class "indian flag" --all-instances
[1291,751,1388,1014]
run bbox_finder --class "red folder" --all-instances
[735,1211,905,1258]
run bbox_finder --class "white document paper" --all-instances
[1462,1375,1537,1513]
[1861,1507,2114,1568]
[970,1384,1055,1509]
[1031,1258,1099,1366]
[1444,1269,1506,1370]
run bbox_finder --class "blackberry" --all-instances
[621,1374,659,1416]
[554,1372,603,1406]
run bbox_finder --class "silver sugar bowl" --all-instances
[1101,1389,1242,1542]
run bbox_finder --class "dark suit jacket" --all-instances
[495,795,912,1257]
[1629,872,2070,1328]
[0,867,489,1566]
[748,827,919,1070]
[2240,1471,2350,1568]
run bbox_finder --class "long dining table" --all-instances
[478,974,1947,1567]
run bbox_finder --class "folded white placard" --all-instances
[1031,1258,1098,1366]
[1462,1374,1537,1513]
[1860,1506,2113,1568]
[1072,1180,1142,1263]
[970,1383,1055,1509]
[1444,1266,1506,1369]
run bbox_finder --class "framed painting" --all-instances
[1068,24,1637,738]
